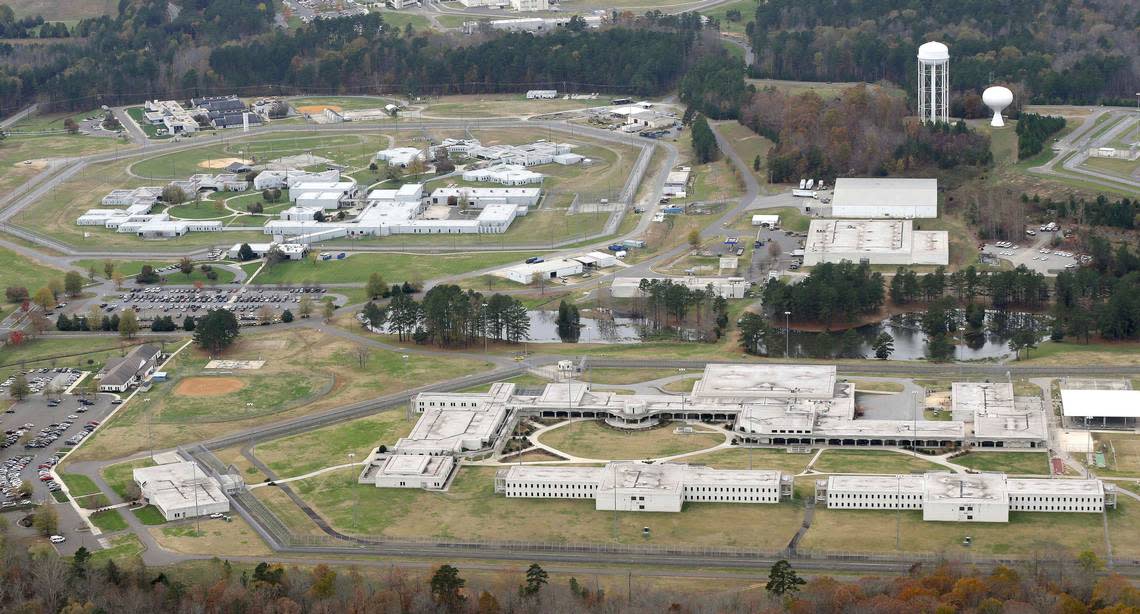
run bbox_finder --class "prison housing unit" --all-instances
[253,169,340,190]
[663,167,691,197]
[817,472,1115,523]
[374,147,425,168]
[830,178,938,219]
[495,462,792,512]
[950,382,1048,448]
[133,461,233,521]
[1059,379,1140,428]
[803,219,948,266]
[357,383,515,490]
[610,276,749,299]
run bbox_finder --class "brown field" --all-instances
[296,105,342,115]
[197,157,252,169]
[174,376,246,397]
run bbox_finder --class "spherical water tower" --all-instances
[982,86,1014,128]
[917,41,950,124]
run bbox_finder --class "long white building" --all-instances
[803,219,948,266]
[818,472,1115,523]
[495,462,792,512]
[830,178,938,219]
[133,461,231,521]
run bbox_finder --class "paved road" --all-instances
[1028,107,1139,193]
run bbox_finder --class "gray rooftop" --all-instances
[693,364,837,399]
[832,178,938,210]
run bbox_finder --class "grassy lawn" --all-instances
[421,95,599,118]
[124,107,173,139]
[537,421,723,460]
[289,466,804,549]
[1021,340,1140,366]
[372,8,430,31]
[166,202,230,220]
[255,410,414,478]
[58,472,100,497]
[0,132,132,195]
[101,458,156,499]
[661,378,698,393]
[150,516,270,556]
[289,96,395,111]
[734,206,810,233]
[251,251,526,286]
[0,246,72,296]
[1093,434,1140,477]
[848,379,905,393]
[7,0,116,19]
[132,505,167,525]
[87,534,145,565]
[70,329,491,461]
[800,505,1111,556]
[812,450,943,474]
[684,447,813,475]
[457,372,553,393]
[0,337,155,382]
[715,121,774,185]
[952,451,1050,475]
[89,509,128,532]
[579,367,683,385]
[253,486,325,536]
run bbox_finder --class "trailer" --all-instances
[622,239,646,248]
[792,189,817,198]
[798,179,806,189]
[661,206,684,214]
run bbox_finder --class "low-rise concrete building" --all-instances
[97,344,161,392]
[133,461,230,521]
[802,219,948,266]
[610,276,749,299]
[830,178,938,219]
[663,167,691,197]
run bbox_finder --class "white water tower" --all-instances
[917,41,950,124]
[982,86,1014,128]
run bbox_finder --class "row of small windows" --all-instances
[683,486,776,494]
[829,502,921,509]
[1009,495,1101,504]
[832,492,920,500]
[420,400,474,408]
[509,482,597,490]
[507,491,591,499]
[1011,504,1102,512]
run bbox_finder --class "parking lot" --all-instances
[0,389,118,509]
[99,286,329,326]
[981,240,1085,275]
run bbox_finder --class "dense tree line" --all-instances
[678,53,749,119]
[689,115,718,163]
[743,0,1138,104]
[0,6,70,38]
[366,284,530,347]
[1053,240,1140,341]
[1030,194,1140,230]
[741,85,991,182]
[631,278,729,341]
[891,265,1049,310]
[0,2,705,113]
[1016,113,1067,158]
[762,261,885,325]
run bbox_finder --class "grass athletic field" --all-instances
[249,251,527,286]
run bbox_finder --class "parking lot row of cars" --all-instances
[0,368,82,395]
[1,455,33,507]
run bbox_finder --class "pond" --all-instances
[783,311,1050,361]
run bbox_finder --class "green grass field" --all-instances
[250,251,527,286]
[89,509,129,532]
[57,472,100,496]
[6,0,117,19]
[578,368,681,385]
[290,465,804,549]
[952,451,1049,475]
[255,410,414,478]
[684,447,813,475]
[812,450,943,474]
[289,96,395,111]
[87,534,146,564]
[0,132,131,196]
[538,421,723,460]
[133,505,167,525]
[0,246,71,297]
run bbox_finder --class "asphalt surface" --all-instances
[1029,107,1139,193]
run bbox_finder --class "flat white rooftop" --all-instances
[803,219,948,265]
[923,472,1007,504]
[831,178,938,211]
[692,364,837,399]
[1060,389,1140,419]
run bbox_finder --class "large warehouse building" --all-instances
[803,219,948,266]
[830,178,938,219]
[1059,380,1140,428]
[495,462,793,512]
[133,461,231,521]
[817,472,1115,522]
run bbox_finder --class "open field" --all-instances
[254,486,326,536]
[250,251,526,286]
[1083,156,1140,180]
[68,329,491,461]
[952,451,1050,475]
[87,534,145,565]
[288,96,395,112]
[90,509,128,532]
[811,450,944,474]
[0,246,72,296]
[255,409,414,478]
[745,78,904,100]
[150,516,271,556]
[101,457,156,499]
[715,121,774,185]
[370,9,430,31]
[457,373,552,393]
[1094,433,1140,477]
[579,368,681,385]
[733,206,809,233]
[1021,340,1140,366]
[5,0,117,19]
[538,421,723,460]
[290,465,804,549]
[799,505,1115,556]
[0,132,131,195]
[661,378,698,393]
[684,447,813,475]
[421,95,602,118]
[132,505,167,525]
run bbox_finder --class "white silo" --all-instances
[982,86,1014,128]
[917,41,950,124]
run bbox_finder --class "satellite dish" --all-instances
[982,86,1014,128]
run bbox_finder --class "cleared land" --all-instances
[6,0,117,19]
[1093,433,1140,477]
[0,132,130,196]
[811,450,944,474]
[254,409,414,478]
[290,465,804,549]
[421,95,601,118]
[289,96,395,111]
[250,251,526,286]
[88,534,145,565]
[537,421,723,460]
[0,246,71,296]
[952,451,1050,475]
[150,516,271,556]
[715,121,775,185]
[68,329,490,461]
[799,505,1115,556]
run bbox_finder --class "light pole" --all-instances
[784,311,791,358]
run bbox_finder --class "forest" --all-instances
[627,278,730,341]
[361,284,530,347]
[743,0,1138,104]
[1015,113,1067,158]
[0,2,705,113]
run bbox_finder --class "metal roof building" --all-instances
[831,178,938,219]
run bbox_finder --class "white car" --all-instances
[49,535,65,544]
[209,513,224,519]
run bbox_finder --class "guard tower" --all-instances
[917,41,950,124]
